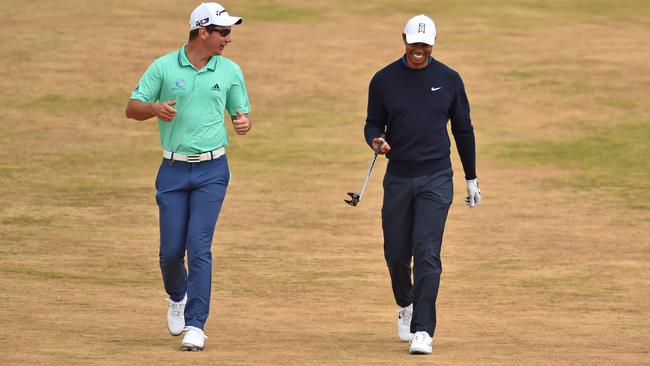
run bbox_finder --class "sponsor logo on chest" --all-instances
[171,78,186,92]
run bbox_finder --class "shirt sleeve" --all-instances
[449,73,477,180]
[130,61,162,103]
[364,75,387,147]
[226,65,251,116]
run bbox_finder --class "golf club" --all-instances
[345,134,385,206]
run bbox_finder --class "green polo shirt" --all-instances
[130,45,251,154]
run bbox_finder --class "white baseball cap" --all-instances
[403,14,436,46]
[189,2,243,30]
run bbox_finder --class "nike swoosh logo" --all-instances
[431,87,442,91]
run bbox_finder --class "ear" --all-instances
[199,27,210,40]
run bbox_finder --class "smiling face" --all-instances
[402,34,432,69]
[200,25,232,55]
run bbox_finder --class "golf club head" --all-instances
[345,192,360,206]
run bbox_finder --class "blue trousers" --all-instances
[382,168,453,337]
[155,156,229,330]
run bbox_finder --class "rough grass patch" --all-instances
[488,121,650,208]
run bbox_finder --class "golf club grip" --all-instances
[375,133,386,154]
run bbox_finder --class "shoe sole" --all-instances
[410,347,432,355]
[182,344,204,351]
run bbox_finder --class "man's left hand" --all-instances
[232,110,251,135]
[465,179,481,208]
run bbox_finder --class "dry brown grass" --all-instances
[1,0,648,365]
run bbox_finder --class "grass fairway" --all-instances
[1,0,648,365]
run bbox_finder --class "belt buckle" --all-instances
[186,154,201,163]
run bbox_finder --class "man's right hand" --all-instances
[372,137,391,155]
[152,100,177,122]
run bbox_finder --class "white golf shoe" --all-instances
[181,326,207,351]
[167,294,187,336]
[397,304,414,342]
[409,331,432,354]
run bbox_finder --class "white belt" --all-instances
[163,147,225,163]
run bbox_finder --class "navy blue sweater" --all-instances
[364,57,476,179]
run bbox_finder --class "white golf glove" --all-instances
[465,179,481,208]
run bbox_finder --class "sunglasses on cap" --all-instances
[205,26,231,37]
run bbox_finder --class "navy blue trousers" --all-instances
[382,168,453,337]
[155,156,229,330]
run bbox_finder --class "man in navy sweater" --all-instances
[364,14,481,355]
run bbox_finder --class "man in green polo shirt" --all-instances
[125,2,251,352]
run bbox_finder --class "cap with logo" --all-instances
[189,2,243,30]
[403,14,436,46]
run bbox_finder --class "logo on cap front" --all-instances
[215,10,226,16]
[418,23,426,34]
